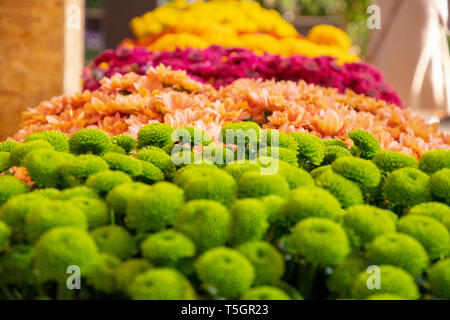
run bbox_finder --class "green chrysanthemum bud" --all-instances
[135,147,176,180]
[86,253,120,294]
[383,168,431,207]
[372,150,418,174]
[114,258,152,293]
[111,134,136,154]
[428,168,450,204]
[33,227,98,282]
[86,170,133,196]
[238,241,284,286]
[0,140,19,152]
[397,215,449,259]
[237,171,289,199]
[129,268,195,300]
[281,187,342,223]
[291,218,350,266]
[0,176,28,207]
[58,154,109,187]
[428,259,450,299]
[366,233,428,276]
[70,196,109,230]
[25,130,69,152]
[195,247,255,298]
[347,129,380,159]
[322,145,352,165]
[174,200,231,252]
[229,199,269,245]
[103,152,142,177]
[0,245,35,285]
[137,123,174,149]
[315,170,364,208]
[141,229,195,266]
[342,205,396,249]
[332,156,381,188]
[91,225,137,260]
[69,128,111,155]
[289,132,325,166]
[126,182,184,232]
[9,140,53,167]
[24,200,87,243]
[419,149,450,174]
[351,265,419,299]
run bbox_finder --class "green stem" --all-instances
[110,209,115,225]
[297,262,318,300]
[1,284,15,300]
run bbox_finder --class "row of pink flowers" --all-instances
[83,45,403,107]
[18,66,447,159]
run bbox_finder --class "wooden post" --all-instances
[0,0,84,140]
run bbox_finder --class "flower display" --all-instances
[83,45,402,106]
[126,0,359,63]
[0,124,449,300]
[17,66,448,159]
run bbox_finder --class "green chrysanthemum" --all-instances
[86,170,133,196]
[347,129,380,159]
[195,247,255,298]
[315,170,364,208]
[383,168,431,207]
[291,218,350,266]
[259,147,298,167]
[237,171,289,199]
[408,202,450,231]
[372,150,418,174]
[277,160,315,189]
[351,265,419,299]
[327,255,366,298]
[229,199,269,245]
[25,130,69,152]
[418,149,450,174]
[342,205,396,249]
[332,156,381,188]
[141,229,196,266]
[86,253,120,294]
[238,241,285,286]
[322,145,352,165]
[0,175,29,207]
[22,149,72,188]
[135,147,176,180]
[9,140,53,167]
[105,182,148,220]
[0,152,10,172]
[111,134,136,154]
[175,127,212,146]
[366,233,428,276]
[126,182,184,232]
[289,132,325,166]
[69,128,111,155]
[114,259,152,293]
[0,221,11,253]
[0,245,35,285]
[33,227,98,282]
[0,140,19,152]
[174,167,236,206]
[129,268,195,300]
[91,225,137,260]
[70,196,109,230]
[397,215,449,259]
[24,200,87,243]
[103,152,142,177]
[137,123,174,149]
[58,154,109,187]
[281,187,342,223]
[428,259,450,299]
[174,200,231,252]
[428,168,450,204]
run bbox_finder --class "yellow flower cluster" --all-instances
[129,0,360,64]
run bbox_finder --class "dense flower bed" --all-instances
[19,66,448,159]
[0,124,449,300]
[126,0,359,63]
[84,45,402,107]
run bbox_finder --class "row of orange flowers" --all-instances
[16,66,449,159]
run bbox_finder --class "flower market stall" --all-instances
[0,0,449,302]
